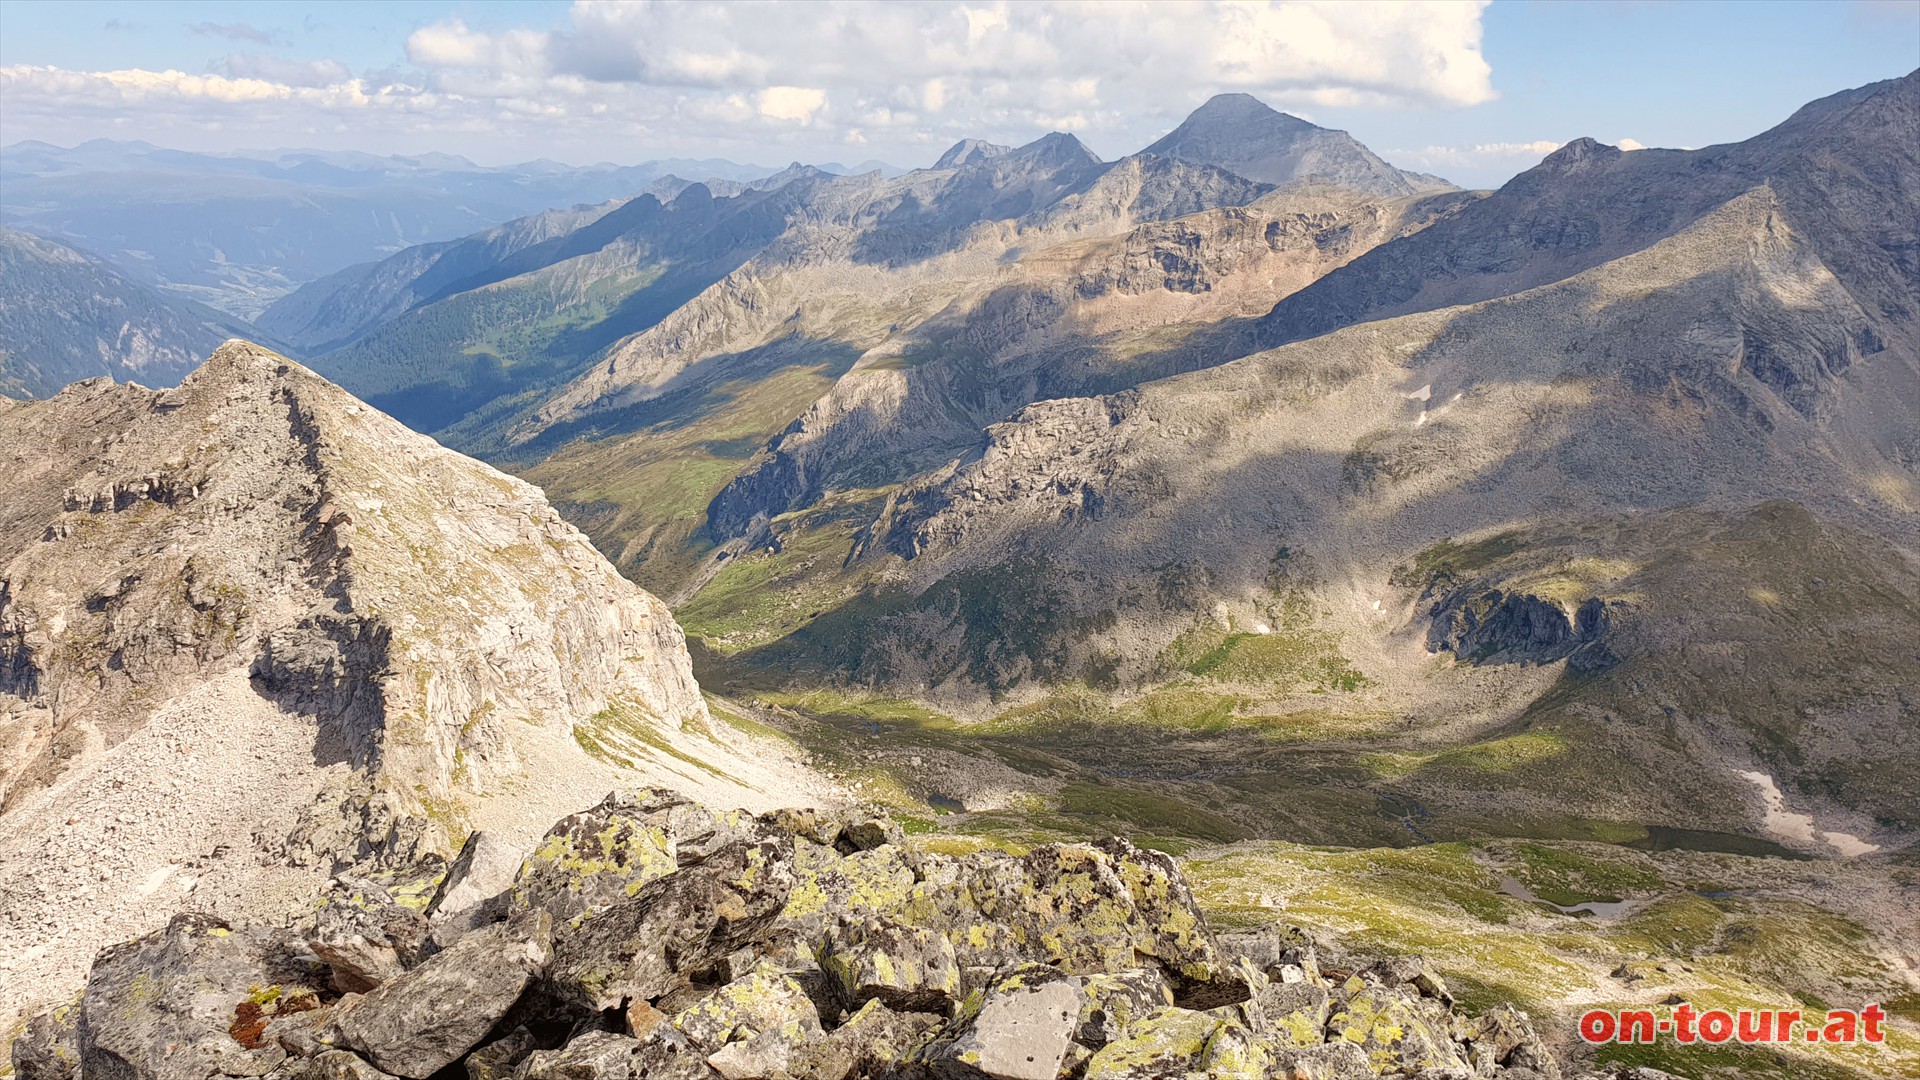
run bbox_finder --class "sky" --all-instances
[1,0,1915,188]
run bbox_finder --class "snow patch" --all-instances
[1740,770,1879,857]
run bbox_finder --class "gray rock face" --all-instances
[335,910,552,1079]
[1425,590,1610,667]
[77,913,324,1080]
[0,342,710,830]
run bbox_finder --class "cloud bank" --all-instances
[0,0,1494,166]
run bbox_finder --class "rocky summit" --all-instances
[0,343,831,1035]
[11,787,1605,1080]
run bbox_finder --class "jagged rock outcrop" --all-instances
[15,791,1601,1080]
[1425,591,1614,668]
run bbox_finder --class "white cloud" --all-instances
[758,86,828,123]
[1617,137,1645,151]
[1,0,1498,166]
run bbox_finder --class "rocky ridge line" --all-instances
[10,788,1690,1080]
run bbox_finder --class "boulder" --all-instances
[1074,969,1175,1050]
[462,1028,534,1080]
[77,913,325,1080]
[10,1001,80,1080]
[1327,986,1470,1076]
[507,791,685,923]
[280,1050,399,1080]
[307,877,431,993]
[1271,1041,1376,1080]
[1238,981,1330,1048]
[823,919,963,1013]
[790,999,944,1080]
[1462,1004,1560,1078]
[425,831,525,945]
[836,814,905,853]
[548,830,795,1011]
[1080,1007,1220,1079]
[668,968,824,1052]
[930,971,1083,1080]
[520,1029,714,1080]
[334,911,552,1079]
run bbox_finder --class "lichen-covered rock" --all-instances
[836,814,905,853]
[1075,969,1175,1050]
[773,844,921,945]
[334,911,552,1079]
[1362,955,1453,1007]
[307,877,431,993]
[507,791,685,923]
[1238,981,1330,1048]
[1080,1006,1220,1079]
[823,919,963,1013]
[548,830,795,1011]
[514,1030,707,1080]
[1095,839,1234,1002]
[9,1000,80,1080]
[1327,986,1470,1076]
[929,971,1083,1080]
[668,968,824,1052]
[1271,1041,1376,1080]
[703,1029,799,1080]
[790,998,945,1080]
[77,913,325,1080]
[1200,1018,1276,1080]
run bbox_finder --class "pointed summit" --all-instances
[1144,93,1450,197]
[935,138,1012,169]
[1006,131,1102,168]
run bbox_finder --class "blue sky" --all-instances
[1,1,1915,187]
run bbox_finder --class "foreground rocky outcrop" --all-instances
[13,788,1678,1080]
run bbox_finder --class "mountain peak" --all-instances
[1144,92,1446,196]
[1184,92,1315,130]
[1007,131,1101,167]
[935,138,1013,169]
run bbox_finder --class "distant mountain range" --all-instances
[0,140,903,320]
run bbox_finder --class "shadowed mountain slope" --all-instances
[0,230,262,398]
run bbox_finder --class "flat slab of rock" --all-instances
[935,977,1083,1080]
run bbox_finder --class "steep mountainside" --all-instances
[0,230,259,398]
[1256,71,1920,348]
[0,341,831,1030]
[1144,93,1453,197]
[655,74,1920,864]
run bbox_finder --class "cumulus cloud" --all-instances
[3,0,1498,165]
[1617,137,1646,151]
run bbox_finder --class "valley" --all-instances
[2,58,1917,1080]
